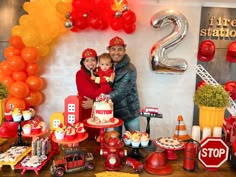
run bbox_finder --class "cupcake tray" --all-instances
[15,151,54,175]
[0,147,32,170]
[52,132,88,147]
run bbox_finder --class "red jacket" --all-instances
[76,67,112,120]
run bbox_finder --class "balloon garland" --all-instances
[0,0,136,112]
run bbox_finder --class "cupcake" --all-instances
[131,131,141,148]
[65,126,77,141]
[123,131,132,145]
[54,127,65,140]
[76,126,86,139]
[31,124,42,134]
[12,108,22,122]
[29,107,36,118]
[140,132,149,147]
[22,110,32,121]
[22,124,32,134]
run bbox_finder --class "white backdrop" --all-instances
[37,0,235,138]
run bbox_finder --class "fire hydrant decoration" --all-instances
[100,135,127,170]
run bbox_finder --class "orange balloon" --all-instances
[4,46,20,58]
[1,76,14,89]
[25,91,43,107]
[5,97,26,111]
[10,81,30,98]
[21,47,39,63]
[25,76,43,91]
[12,71,27,81]
[0,60,13,76]
[7,56,26,71]
[26,63,40,75]
[9,35,25,50]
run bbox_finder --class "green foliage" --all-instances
[0,82,9,99]
[193,84,230,108]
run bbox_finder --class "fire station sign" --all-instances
[198,137,229,170]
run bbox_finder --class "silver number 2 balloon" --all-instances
[150,9,188,73]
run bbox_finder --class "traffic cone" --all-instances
[173,115,191,141]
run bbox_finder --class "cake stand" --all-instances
[22,129,49,138]
[153,137,184,160]
[139,110,163,151]
[125,140,152,160]
[83,118,123,152]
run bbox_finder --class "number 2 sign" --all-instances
[150,9,188,74]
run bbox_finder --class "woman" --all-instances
[76,48,113,139]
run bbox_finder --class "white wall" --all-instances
[37,0,234,139]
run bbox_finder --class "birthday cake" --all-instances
[87,94,118,125]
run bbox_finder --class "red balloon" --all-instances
[25,76,44,91]
[88,14,103,30]
[73,17,88,30]
[110,17,122,31]
[5,97,26,111]
[0,60,13,76]
[10,81,30,98]
[12,71,27,81]
[21,47,39,63]
[26,63,40,75]
[7,56,26,71]
[123,24,136,34]
[122,10,136,25]
[25,91,43,107]
[9,35,25,50]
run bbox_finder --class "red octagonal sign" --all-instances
[198,137,229,169]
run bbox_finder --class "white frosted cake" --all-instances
[88,94,118,125]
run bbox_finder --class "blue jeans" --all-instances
[114,117,140,137]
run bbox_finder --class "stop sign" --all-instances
[198,137,229,169]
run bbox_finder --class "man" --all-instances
[83,36,140,135]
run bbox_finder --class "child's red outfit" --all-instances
[95,67,114,85]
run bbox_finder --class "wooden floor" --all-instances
[0,138,235,177]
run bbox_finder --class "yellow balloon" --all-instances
[39,31,53,45]
[21,27,39,47]
[56,2,69,15]
[11,25,23,36]
[19,15,32,26]
[36,45,50,57]
[23,2,31,12]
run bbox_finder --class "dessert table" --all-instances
[0,138,235,177]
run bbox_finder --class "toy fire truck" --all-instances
[139,107,163,118]
[50,148,94,177]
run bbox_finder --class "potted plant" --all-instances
[0,83,9,125]
[193,84,230,130]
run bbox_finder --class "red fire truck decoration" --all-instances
[139,107,163,118]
